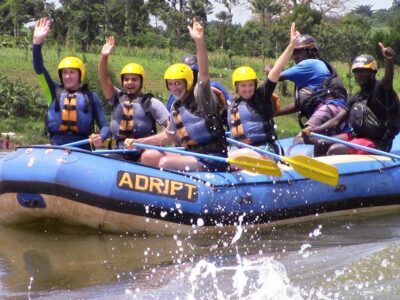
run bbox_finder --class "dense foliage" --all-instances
[1,0,400,144]
[0,0,400,63]
[0,75,46,119]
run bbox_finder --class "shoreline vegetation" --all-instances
[1,46,399,146]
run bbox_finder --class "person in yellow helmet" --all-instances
[228,23,299,159]
[98,36,169,159]
[124,18,228,172]
[32,17,110,148]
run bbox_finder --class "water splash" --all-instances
[187,215,302,299]
[231,215,244,245]
[188,256,302,300]
[27,276,34,299]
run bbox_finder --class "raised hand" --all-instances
[101,36,115,58]
[33,17,51,45]
[289,22,300,48]
[187,17,204,41]
[379,42,395,60]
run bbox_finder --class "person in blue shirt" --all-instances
[32,18,110,148]
[266,35,348,144]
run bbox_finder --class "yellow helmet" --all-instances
[232,66,257,89]
[57,56,85,83]
[164,63,194,91]
[120,63,145,84]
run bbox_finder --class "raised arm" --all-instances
[379,42,395,90]
[32,17,56,105]
[188,18,209,84]
[268,23,299,83]
[98,36,116,100]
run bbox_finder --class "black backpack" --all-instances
[348,101,384,139]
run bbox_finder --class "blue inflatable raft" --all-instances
[0,136,400,234]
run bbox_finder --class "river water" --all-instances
[0,152,399,299]
[0,210,399,299]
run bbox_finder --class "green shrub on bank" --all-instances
[0,118,48,145]
[0,76,47,119]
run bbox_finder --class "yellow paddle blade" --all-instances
[281,155,339,186]
[228,156,282,177]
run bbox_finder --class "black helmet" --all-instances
[351,54,378,72]
[181,54,199,72]
[294,35,318,50]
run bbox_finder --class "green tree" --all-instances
[352,4,373,17]
[312,17,369,95]
[0,0,50,44]
[288,4,322,34]
[215,0,239,22]
[250,0,283,62]
[231,21,263,57]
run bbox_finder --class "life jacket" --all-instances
[228,98,277,146]
[170,93,227,154]
[349,80,400,150]
[111,92,156,140]
[295,59,347,128]
[45,85,94,137]
[167,82,232,131]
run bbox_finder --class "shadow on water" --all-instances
[0,209,399,299]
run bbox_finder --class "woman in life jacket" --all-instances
[267,33,347,145]
[33,18,110,148]
[98,36,169,159]
[228,23,300,160]
[124,18,228,172]
[166,54,233,128]
[303,43,400,156]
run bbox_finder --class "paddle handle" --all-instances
[62,139,90,147]
[227,138,280,160]
[310,132,400,160]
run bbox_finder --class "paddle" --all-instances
[62,138,118,149]
[103,142,282,176]
[310,132,400,160]
[227,138,339,186]
[62,139,90,147]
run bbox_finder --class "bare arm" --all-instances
[124,130,175,149]
[268,23,299,83]
[98,36,116,100]
[274,103,297,116]
[188,18,209,84]
[379,42,395,90]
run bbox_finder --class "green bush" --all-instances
[0,76,46,119]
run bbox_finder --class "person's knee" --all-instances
[140,150,161,167]
[327,144,347,155]
[314,139,327,156]
[158,156,169,169]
